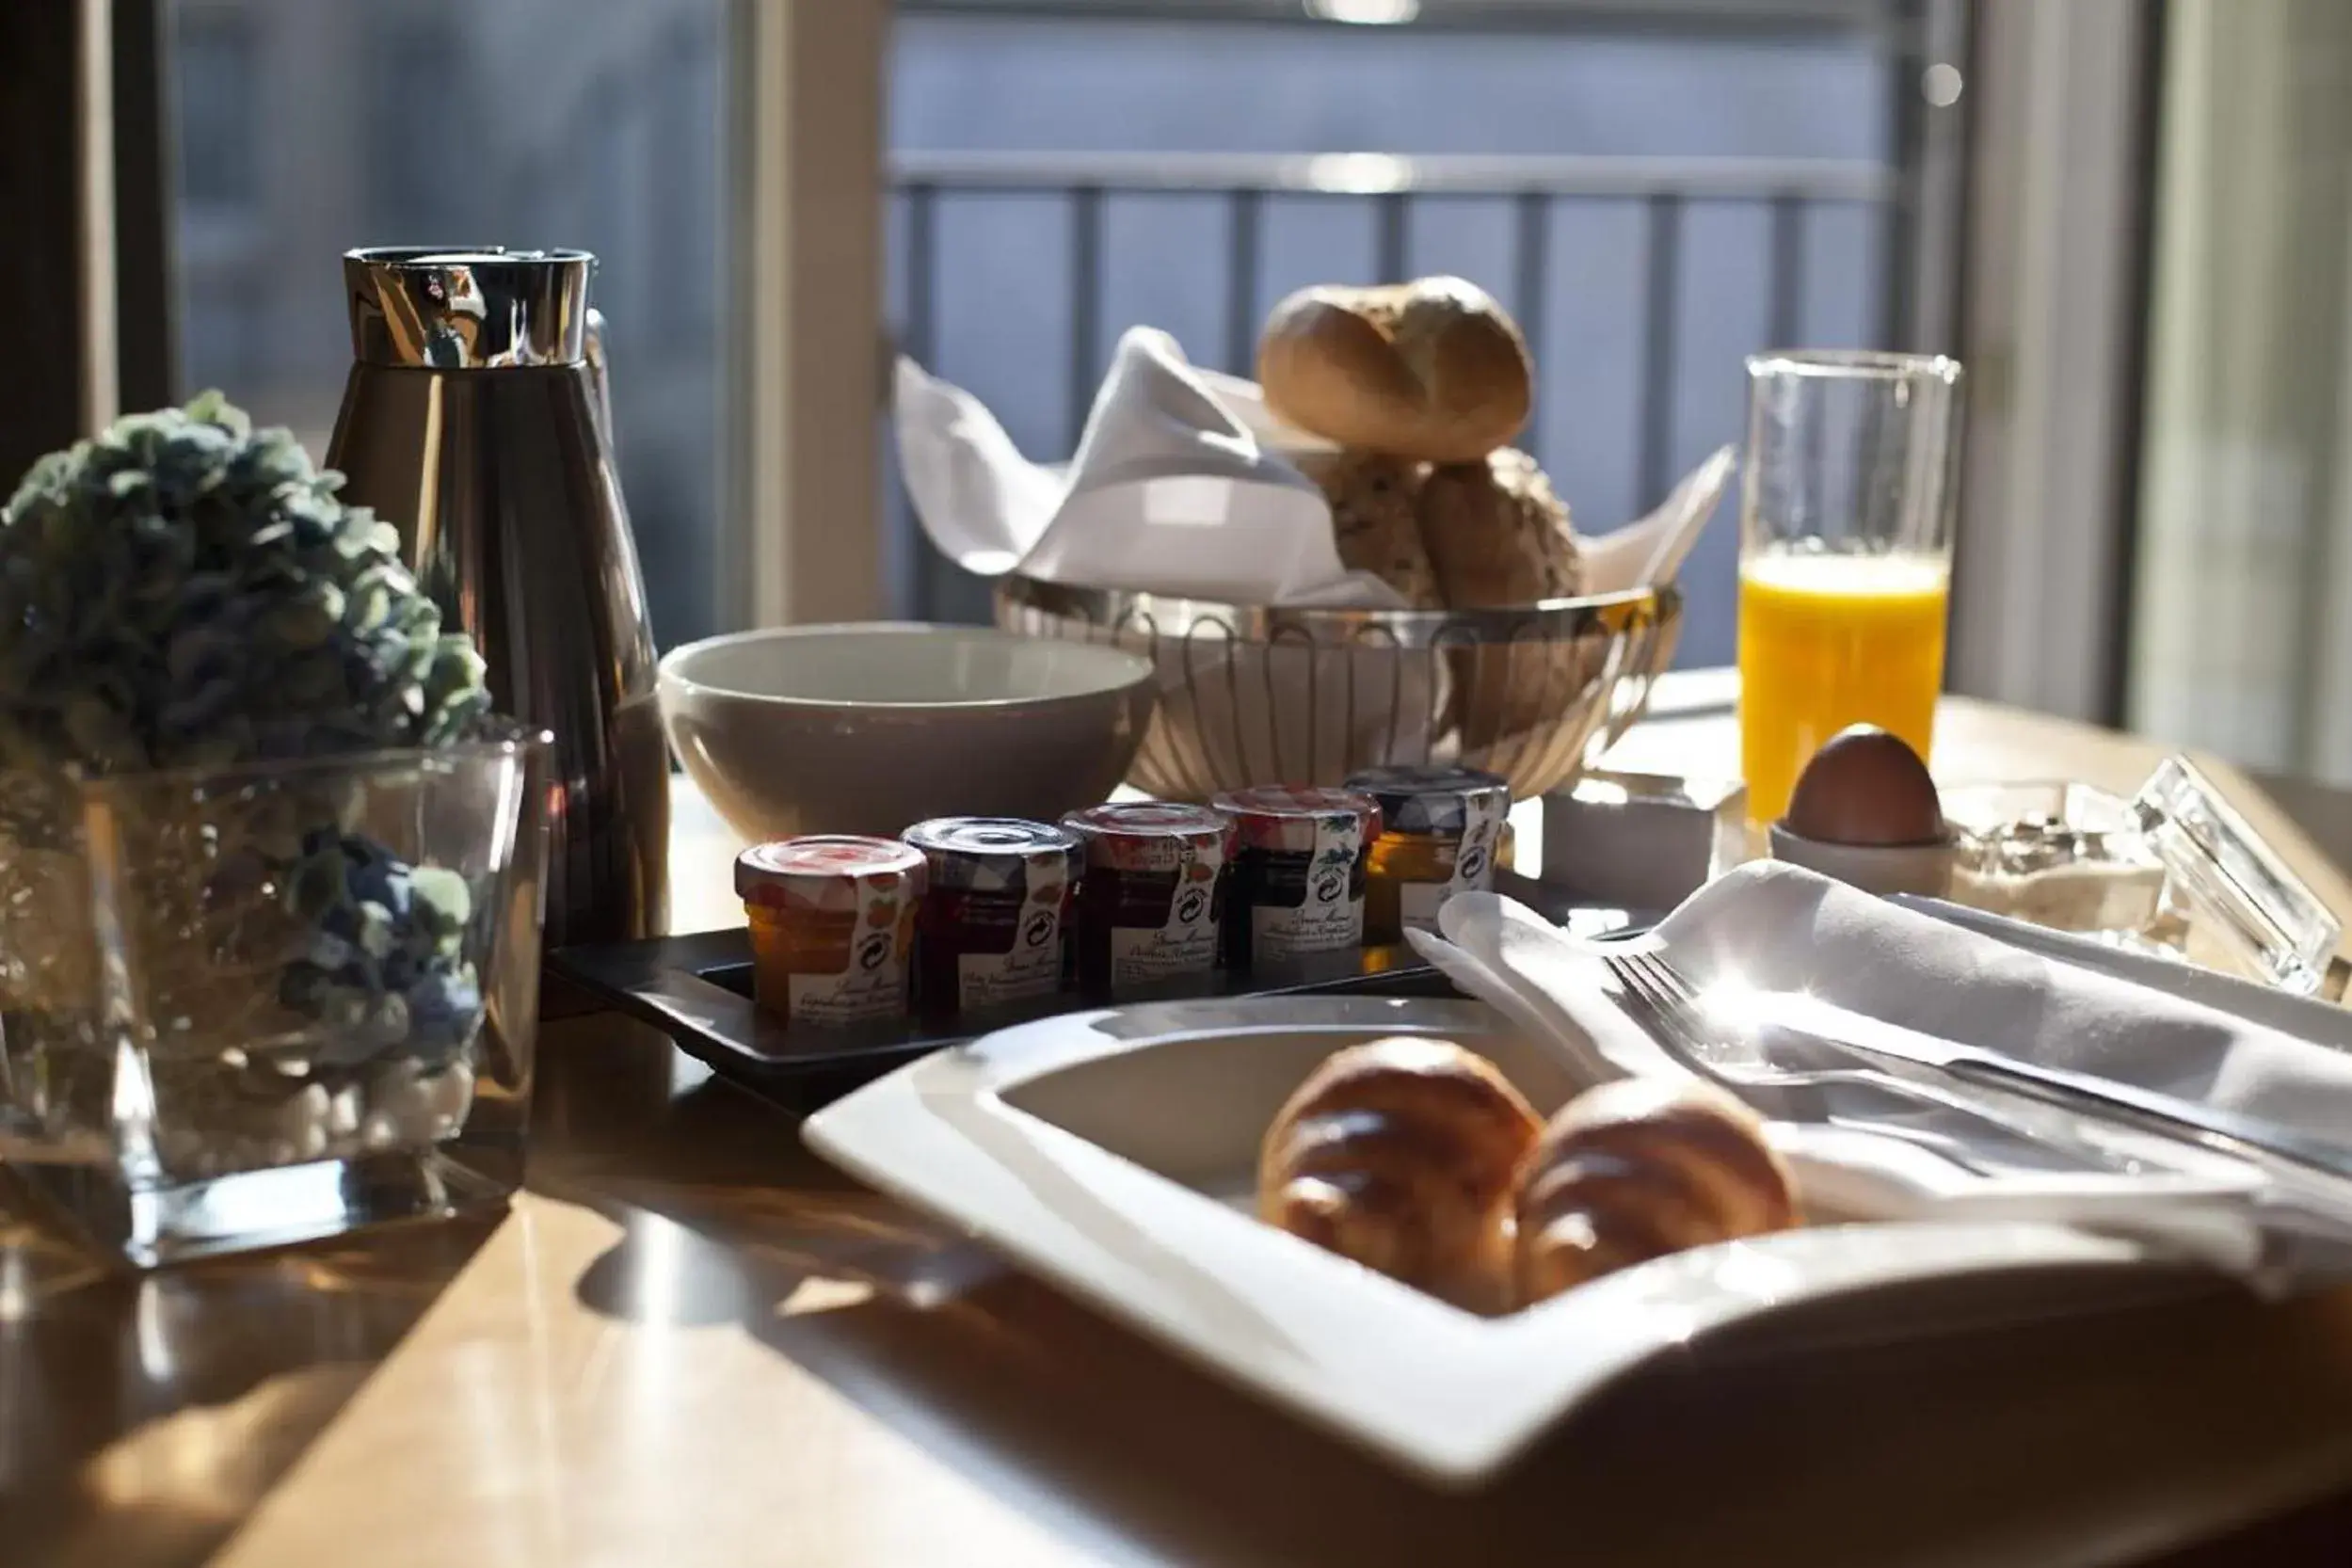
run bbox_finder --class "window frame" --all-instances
[1944,0,2163,725]
[0,0,175,488]
[726,0,893,630]
[41,0,2060,669]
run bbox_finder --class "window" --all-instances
[367,24,473,239]
[2130,0,2352,778]
[883,1,1950,672]
[174,11,258,209]
[166,0,731,651]
[157,0,1949,662]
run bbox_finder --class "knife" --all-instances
[1736,988,2352,1187]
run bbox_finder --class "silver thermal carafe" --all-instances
[326,247,669,948]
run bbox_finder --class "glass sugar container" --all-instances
[1944,782,2166,936]
[1942,757,2341,994]
[1343,764,1512,944]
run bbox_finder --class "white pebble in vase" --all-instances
[374,1060,440,1144]
[422,1065,476,1141]
[277,1084,330,1149]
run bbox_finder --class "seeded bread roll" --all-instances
[1297,449,1443,608]
[1258,278,1533,464]
[1417,449,1590,750]
[1417,447,1583,607]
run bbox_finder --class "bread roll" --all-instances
[1417,449,1590,751]
[1259,1036,1542,1312]
[1257,278,1533,464]
[1296,449,1443,608]
[1514,1078,1797,1304]
[1417,447,1583,607]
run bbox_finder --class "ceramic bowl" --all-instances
[658,623,1158,841]
[1768,820,1957,899]
[806,994,2224,1485]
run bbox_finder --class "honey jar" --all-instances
[1061,803,1233,992]
[736,836,924,1027]
[903,817,1082,1016]
[1343,765,1512,943]
[1210,785,1383,969]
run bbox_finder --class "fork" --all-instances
[1600,948,2163,1178]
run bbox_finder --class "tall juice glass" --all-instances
[1737,350,1963,823]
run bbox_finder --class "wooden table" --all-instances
[11,678,2352,1568]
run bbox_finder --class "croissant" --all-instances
[1258,1037,1542,1312]
[1515,1078,1798,1304]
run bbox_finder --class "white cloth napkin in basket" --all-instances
[894,326,1734,607]
[1413,861,2352,1287]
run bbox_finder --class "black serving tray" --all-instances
[549,872,1629,1114]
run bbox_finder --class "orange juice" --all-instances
[1737,551,1949,823]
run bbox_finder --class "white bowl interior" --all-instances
[664,625,1148,707]
[808,997,2200,1482]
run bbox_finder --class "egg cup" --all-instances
[1767,821,1957,899]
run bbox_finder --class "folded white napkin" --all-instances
[894,327,1734,607]
[897,328,1394,604]
[1647,862,2352,1138]
[1413,861,2352,1282]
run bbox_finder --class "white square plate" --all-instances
[803,995,2187,1487]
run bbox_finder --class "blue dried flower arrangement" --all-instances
[0,392,498,1077]
[0,390,488,772]
[282,829,483,1066]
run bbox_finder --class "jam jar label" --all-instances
[956,888,1066,1009]
[1251,814,1365,961]
[1399,792,1508,934]
[787,875,909,1026]
[1109,868,1220,986]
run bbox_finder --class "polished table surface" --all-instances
[12,679,2352,1568]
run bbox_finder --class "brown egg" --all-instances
[1782,725,1945,847]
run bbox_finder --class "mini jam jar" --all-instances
[903,816,1083,1017]
[736,836,925,1029]
[1210,785,1384,969]
[1060,802,1234,993]
[1343,764,1512,943]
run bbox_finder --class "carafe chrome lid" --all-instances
[343,246,594,368]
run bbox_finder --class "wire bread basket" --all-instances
[995,572,1683,802]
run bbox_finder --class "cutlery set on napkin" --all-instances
[1415,860,2352,1293]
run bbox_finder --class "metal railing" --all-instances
[897,0,1915,39]
[888,149,1911,618]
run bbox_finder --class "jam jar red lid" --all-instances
[735,835,927,910]
[903,817,1082,891]
[1341,765,1511,837]
[1210,785,1384,854]
[1060,802,1233,872]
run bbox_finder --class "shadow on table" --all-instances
[0,1182,496,1568]
[540,1019,2352,1568]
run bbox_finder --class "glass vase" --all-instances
[0,727,552,1265]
